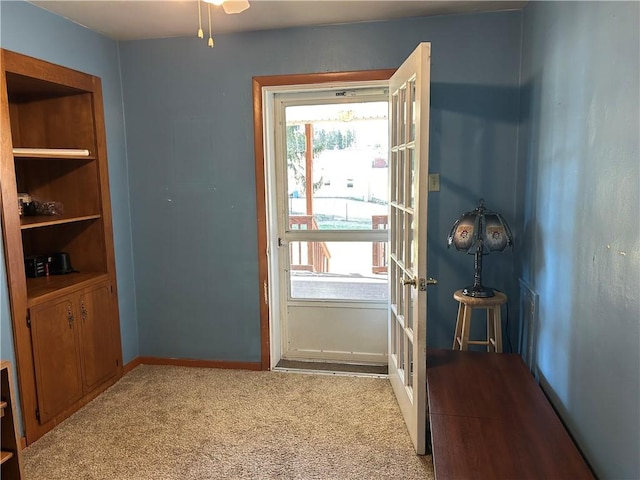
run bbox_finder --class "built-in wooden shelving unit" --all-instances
[1,48,124,444]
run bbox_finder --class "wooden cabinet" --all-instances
[77,283,117,391]
[1,361,24,480]
[30,296,84,425]
[0,49,123,444]
[30,283,117,424]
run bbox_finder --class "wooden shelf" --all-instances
[20,214,101,230]
[27,272,109,307]
[0,451,14,465]
[14,154,95,161]
[13,148,92,159]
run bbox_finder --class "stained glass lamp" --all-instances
[447,199,513,298]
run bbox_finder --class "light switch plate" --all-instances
[428,173,440,192]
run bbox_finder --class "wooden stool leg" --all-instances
[487,307,495,352]
[493,306,503,353]
[453,302,465,350]
[460,304,472,351]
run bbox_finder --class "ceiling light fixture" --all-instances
[196,0,250,47]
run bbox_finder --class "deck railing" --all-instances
[289,215,331,273]
[372,215,388,274]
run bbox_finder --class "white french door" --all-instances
[388,42,432,454]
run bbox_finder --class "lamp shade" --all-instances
[449,213,477,252]
[483,213,511,252]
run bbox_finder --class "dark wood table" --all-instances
[427,349,594,479]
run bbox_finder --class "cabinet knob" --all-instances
[67,306,74,327]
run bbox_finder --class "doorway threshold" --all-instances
[275,359,388,377]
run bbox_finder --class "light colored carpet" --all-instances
[23,365,434,479]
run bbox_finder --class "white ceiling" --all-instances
[29,0,527,41]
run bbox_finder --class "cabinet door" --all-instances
[78,283,117,391]
[30,297,83,424]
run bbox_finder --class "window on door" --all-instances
[276,90,389,303]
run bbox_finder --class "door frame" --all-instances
[252,70,395,370]
[272,86,390,367]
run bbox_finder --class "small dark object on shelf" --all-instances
[49,252,74,275]
[17,193,31,217]
[22,198,64,216]
[24,255,52,278]
[24,252,74,277]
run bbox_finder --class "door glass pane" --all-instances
[390,262,397,308]
[398,273,405,317]
[396,210,404,264]
[390,207,397,261]
[407,212,414,270]
[391,92,398,148]
[288,199,388,230]
[395,88,401,146]
[390,150,397,203]
[286,102,388,230]
[407,288,414,332]
[398,323,405,371]
[407,338,414,391]
[409,80,416,142]
[289,241,388,301]
[397,149,405,207]
[409,147,416,209]
[391,312,398,358]
[399,87,406,144]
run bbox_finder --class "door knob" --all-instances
[402,277,437,290]
[402,277,417,287]
[419,277,438,290]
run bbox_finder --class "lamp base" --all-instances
[462,285,495,298]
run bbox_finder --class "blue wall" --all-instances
[118,11,523,360]
[4,1,638,476]
[518,1,640,478]
[0,1,139,431]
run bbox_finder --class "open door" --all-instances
[388,42,433,454]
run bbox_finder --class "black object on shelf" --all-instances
[49,252,74,275]
[24,252,74,277]
[24,255,52,278]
